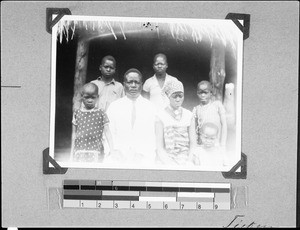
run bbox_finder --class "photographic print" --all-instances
[49,15,243,171]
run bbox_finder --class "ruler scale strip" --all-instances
[63,180,231,210]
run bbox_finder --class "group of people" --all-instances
[70,53,229,167]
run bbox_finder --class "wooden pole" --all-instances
[70,38,89,160]
[209,42,226,102]
[73,39,89,111]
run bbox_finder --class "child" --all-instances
[193,122,227,167]
[70,83,115,163]
[90,55,124,111]
[142,53,178,111]
[90,55,124,157]
[156,80,197,165]
[193,80,227,147]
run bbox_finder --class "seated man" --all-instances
[105,68,159,167]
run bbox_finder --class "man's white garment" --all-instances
[106,95,157,166]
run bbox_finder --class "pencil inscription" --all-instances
[224,215,270,228]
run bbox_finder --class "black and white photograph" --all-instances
[3,2,298,228]
[49,15,243,171]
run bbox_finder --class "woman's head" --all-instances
[165,80,184,110]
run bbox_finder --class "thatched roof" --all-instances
[55,16,241,51]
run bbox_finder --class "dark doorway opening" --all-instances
[86,32,212,110]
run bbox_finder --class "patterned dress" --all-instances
[158,107,193,165]
[72,108,109,162]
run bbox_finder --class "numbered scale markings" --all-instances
[63,180,231,210]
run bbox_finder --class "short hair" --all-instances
[100,55,116,66]
[123,68,143,83]
[82,82,99,95]
[200,122,219,135]
[197,80,213,92]
[153,53,168,64]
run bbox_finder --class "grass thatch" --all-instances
[56,18,240,52]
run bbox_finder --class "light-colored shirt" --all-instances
[143,74,178,111]
[91,77,124,111]
[194,145,226,170]
[106,95,158,166]
[193,100,226,143]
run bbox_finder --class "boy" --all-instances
[90,56,124,156]
[70,83,115,163]
[142,53,178,111]
[192,80,227,147]
[90,55,124,111]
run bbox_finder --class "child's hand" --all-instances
[188,147,198,162]
[193,156,201,166]
[184,159,195,166]
[156,149,176,165]
[108,149,125,162]
[109,149,120,156]
[69,148,74,162]
[188,153,194,162]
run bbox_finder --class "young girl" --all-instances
[193,80,227,147]
[156,80,197,165]
[70,83,114,163]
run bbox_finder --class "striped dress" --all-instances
[158,107,193,165]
